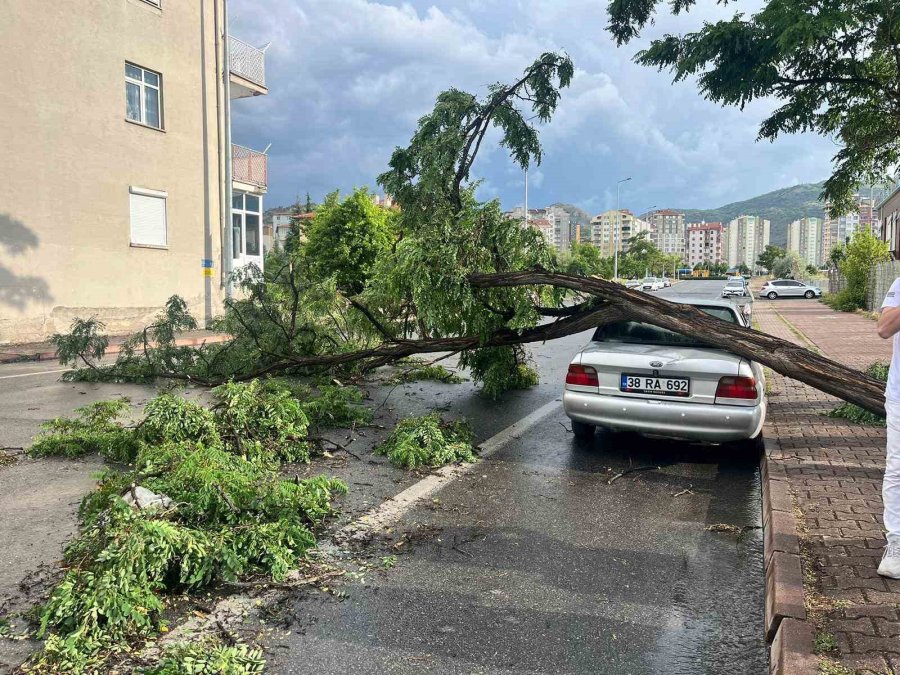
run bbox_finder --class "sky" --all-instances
[228,0,837,215]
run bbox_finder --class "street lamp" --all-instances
[614,177,632,281]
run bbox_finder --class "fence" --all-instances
[828,269,847,296]
[232,144,267,188]
[868,260,900,310]
[229,36,266,88]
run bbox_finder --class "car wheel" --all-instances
[766,291,777,300]
[571,420,595,439]
[804,290,814,299]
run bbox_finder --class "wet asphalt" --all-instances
[259,280,767,675]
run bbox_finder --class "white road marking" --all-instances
[0,368,71,380]
[339,397,563,537]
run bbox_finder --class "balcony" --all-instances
[232,144,267,192]
[229,35,268,98]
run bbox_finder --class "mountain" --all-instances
[677,182,826,247]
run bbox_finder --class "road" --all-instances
[256,279,767,674]
[0,279,766,673]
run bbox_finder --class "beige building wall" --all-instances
[0,0,226,343]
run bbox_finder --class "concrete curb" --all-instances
[761,433,818,674]
[0,334,231,364]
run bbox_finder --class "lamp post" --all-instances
[614,177,631,281]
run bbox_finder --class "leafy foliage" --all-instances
[24,382,349,673]
[756,245,786,273]
[375,413,476,469]
[831,229,891,310]
[50,317,109,371]
[389,362,464,385]
[140,638,265,674]
[607,0,900,213]
[560,242,613,279]
[828,362,888,426]
[304,188,398,295]
[771,252,804,280]
[29,399,139,462]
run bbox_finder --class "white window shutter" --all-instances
[129,188,167,246]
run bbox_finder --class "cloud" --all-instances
[229,0,834,215]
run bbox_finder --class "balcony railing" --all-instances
[229,35,266,88]
[232,144,267,189]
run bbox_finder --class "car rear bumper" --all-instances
[563,389,766,442]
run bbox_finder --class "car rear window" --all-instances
[591,306,739,347]
[726,281,743,287]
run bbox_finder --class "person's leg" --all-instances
[878,400,900,577]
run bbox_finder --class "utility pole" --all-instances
[614,177,631,281]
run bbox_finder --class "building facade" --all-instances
[642,210,685,257]
[879,183,900,259]
[0,0,269,343]
[589,210,649,256]
[786,217,824,267]
[724,215,771,270]
[686,222,724,267]
[508,206,574,252]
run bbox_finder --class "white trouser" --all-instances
[885,400,900,545]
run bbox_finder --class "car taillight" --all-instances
[566,364,599,387]
[715,376,758,401]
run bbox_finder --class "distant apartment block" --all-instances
[686,222,725,267]
[642,210,686,256]
[724,216,771,269]
[786,217,824,267]
[508,206,574,252]
[589,210,649,256]
[0,2,270,343]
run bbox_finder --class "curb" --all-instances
[0,334,231,364]
[761,433,818,674]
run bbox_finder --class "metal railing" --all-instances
[232,144,267,188]
[229,35,266,87]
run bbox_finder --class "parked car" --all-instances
[625,279,643,290]
[759,279,821,299]
[721,278,747,298]
[662,277,672,288]
[640,276,664,291]
[563,297,766,449]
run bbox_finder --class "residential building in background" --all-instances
[508,206,574,252]
[823,208,861,255]
[879,181,900,259]
[0,1,269,343]
[589,210,649,256]
[686,222,725,267]
[786,217,824,267]
[724,215,770,269]
[642,210,686,256]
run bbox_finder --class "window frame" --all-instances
[125,62,164,130]
[129,186,168,249]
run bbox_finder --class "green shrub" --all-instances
[375,413,476,469]
[140,637,265,674]
[828,362,888,426]
[29,399,140,462]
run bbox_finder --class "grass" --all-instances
[814,631,838,654]
[827,362,888,427]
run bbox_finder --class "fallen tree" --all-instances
[52,52,887,416]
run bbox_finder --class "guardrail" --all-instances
[232,144,267,188]
[229,35,266,88]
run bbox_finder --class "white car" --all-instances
[721,278,747,298]
[563,297,766,450]
[640,277,664,291]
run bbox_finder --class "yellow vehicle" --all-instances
[691,269,711,278]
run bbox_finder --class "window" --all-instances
[126,63,162,129]
[129,187,167,247]
[592,306,738,348]
[231,191,263,259]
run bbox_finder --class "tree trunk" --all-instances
[469,270,885,415]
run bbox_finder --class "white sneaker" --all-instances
[877,545,900,579]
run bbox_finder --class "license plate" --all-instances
[620,373,690,397]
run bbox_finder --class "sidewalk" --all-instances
[0,330,230,364]
[756,298,900,674]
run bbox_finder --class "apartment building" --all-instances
[686,222,725,267]
[0,1,269,343]
[589,210,649,256]
[724,215,770,269]
[786,217,824,267]
[879,182,900,259]
[642,210,686,256]
[508,206,574,252]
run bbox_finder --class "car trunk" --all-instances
[577,343,742,405]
